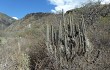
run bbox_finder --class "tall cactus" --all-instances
[50,25,54,45]
[46,13,87,70]
[46,24,50,53]
[46,24,53,55]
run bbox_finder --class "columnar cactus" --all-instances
[46,13,87,70]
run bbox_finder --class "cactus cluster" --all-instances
[46,12,87,69]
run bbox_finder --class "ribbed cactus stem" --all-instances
[54,45,58,69]
[77,24,81,54]
[46,24,53,55]
[81,15,86,55]
[59,20,62,40]
[56,30,59,46]
[47,24,49,47]
[46,24,50,52]
[64,35,67,50]
[70,16,73,36]
[50,25,54,45]
[65,34,70,60]
[82,15,85,29]
[72,24,75,37]
[54,31,56,45]
[62,9,64,23]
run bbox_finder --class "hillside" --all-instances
[0,3,110,70]
[66,3,110,48]
[0,12,62,70]
[6,12,61,32]
[0,12,15,30]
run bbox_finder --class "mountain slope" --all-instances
[0,12,15,29]
[5,12,61,40]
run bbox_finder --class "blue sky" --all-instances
[0,0,55,19]
[0,0,110,19]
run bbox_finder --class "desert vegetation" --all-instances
[0,1,110,70]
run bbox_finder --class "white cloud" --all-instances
[48,0,80,13]
[12,17,18,20]
[48,0,110,13]
[101,0,110,4]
